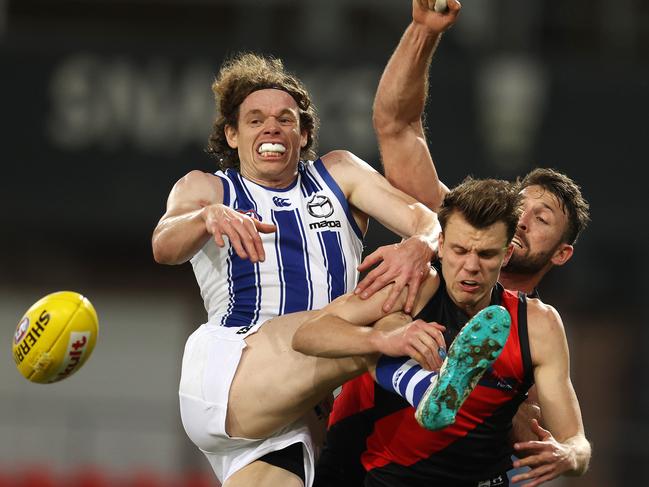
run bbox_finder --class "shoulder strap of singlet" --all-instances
[412,262,444,322]
[216,173,231,206]
[312,158,364,240]
[516,291,534,387]
[298,160,323,197]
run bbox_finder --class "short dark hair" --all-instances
[438,177,523,244]
[518,168,590,244]
[206,53,319,170]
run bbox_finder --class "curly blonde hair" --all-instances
[207,53,319,170]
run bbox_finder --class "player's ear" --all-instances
[551,243,573,267]
[502,243,515,267]
[225,124,238,149]
[300,129,308,149]
[437,232,444,260]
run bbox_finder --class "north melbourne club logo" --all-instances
[307,194,334,218]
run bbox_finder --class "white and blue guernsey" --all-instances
[191,158,364,329]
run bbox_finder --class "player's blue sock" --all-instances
[374,355,438,408]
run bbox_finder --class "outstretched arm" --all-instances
[152,170,275,265]
[322,150,439,313]
[373,0,460,211]
[512,301,591,486]
[354,1,460,308]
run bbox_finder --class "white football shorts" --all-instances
[179,323,315,485]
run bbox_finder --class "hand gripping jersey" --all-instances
[317,271,534,486]
[190,159,364,327]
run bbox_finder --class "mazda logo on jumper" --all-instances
[307,194,334,218]
[273,196,291,207]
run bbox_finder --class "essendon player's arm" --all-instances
[292,270,446,371]
[373,1,460,212]
[509,392,542,445]
[511,300,591,485]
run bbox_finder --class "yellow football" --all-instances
[12,291,98,384]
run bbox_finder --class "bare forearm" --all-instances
[373,22,448,211]
[152,209,210,265]
[404,203,440,245]
[374,22,441,135]
[378,203,439,270]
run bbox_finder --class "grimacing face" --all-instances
[505,184,573,275]
[438,212,513,316]
[224,88,308,187]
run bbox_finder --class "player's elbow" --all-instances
[152,244,173,265]
[372,109,404,139]
[152,236,183,265]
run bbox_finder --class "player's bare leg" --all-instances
[223,460,304,487]
[226,310,372,439]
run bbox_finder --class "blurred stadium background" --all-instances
[1,0,647,485]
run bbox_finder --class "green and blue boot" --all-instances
[415,304,511,431]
